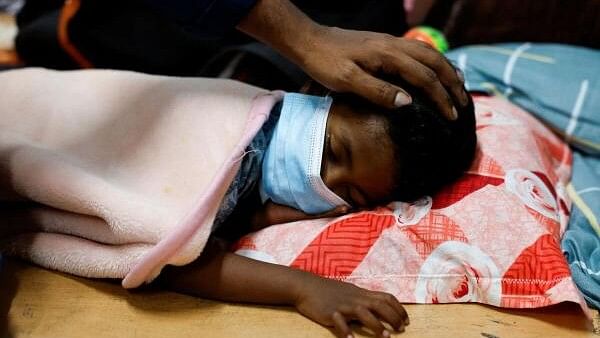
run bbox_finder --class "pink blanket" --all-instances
[0,68,283,288]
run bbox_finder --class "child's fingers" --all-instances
[332,311,352,338]
[353,306,389,338]
[379,292,409,326]
[370,299,405,332]
[318,205,350,218]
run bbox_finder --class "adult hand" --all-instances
[297,26,469,120]
[238,0,468,120]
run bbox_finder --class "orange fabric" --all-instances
[58,0,93,68]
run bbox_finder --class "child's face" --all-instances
[321,102,396,210]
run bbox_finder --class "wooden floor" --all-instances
[1,258,597,338]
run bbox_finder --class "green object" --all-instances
[410,26,449,53]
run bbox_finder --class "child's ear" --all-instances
[300,80,330,96]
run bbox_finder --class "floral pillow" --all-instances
[234,95,590,313]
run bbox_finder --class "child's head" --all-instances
[260,86,476,215]
[322,87,476,209]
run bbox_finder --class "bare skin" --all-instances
[0,204,406,338]
[236,0,469,119]
[0,103,406,338]
[199,98,403,337]
[242,97,397,229]
[158,238,408,338]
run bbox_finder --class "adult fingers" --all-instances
[380,51,457,120]
[337,65,412,110]
[332,311,353,338]
[402,39,468,108]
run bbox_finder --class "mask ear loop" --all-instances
[313,93,351,209]
[321,91,333,110]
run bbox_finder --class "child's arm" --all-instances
[221,186,350,234]
[156,238,408,338]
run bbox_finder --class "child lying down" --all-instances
[0,69,474,338]
[164,90,475,338]
[213,89,477,234]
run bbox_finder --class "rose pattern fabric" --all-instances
[414,241,501,305]
[474,102,519,128]
[234,95,589,314]
[390,197,432,227]
[504,168,559,221]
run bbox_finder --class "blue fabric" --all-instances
[212,103,280,231]
[143,0,259,38]
[562,202,600,309]
[562,151,600,308]
[447,43,600,308]
[259,94,349,214]
[447,43,600,154]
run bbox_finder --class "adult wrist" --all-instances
[237,0,324,69]
[285,22,327,69]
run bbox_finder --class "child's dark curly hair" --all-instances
[333,87,476,202]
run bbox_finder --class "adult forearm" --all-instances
[236,0,467,118]
[236,0,318,68]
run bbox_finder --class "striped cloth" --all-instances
[447,43,600,308]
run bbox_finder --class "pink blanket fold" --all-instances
[0,68,283,288]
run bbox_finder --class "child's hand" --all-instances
[251,201,349,231]
[294,276,409,338]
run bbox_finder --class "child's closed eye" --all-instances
[324,133,369,208]
[326,133,338,163]
[341,186,356,208]
[347,186,370,209]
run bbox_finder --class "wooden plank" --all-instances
[1,259,597,338]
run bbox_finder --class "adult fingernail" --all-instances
[346,335,354,338]
[451,106,458,120]
[394,91,411,107]
[382,329,391,337]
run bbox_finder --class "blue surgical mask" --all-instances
[259,93,350,214]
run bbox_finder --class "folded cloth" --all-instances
[447,43,600,308]
[561,152,600,308]
[0,68,283,288]
[446,44,600,232]
[446,43,600,154]
[563,202,600,309]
